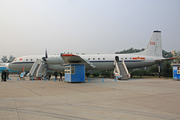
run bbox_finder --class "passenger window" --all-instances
[93,58,95,60]
[26,59,28,61]
[98,58,100,60]
[88,58,90,60]
[125,58,127,59]
[103,58,105,60]
[31,59,33,61]
[121,58,123,60]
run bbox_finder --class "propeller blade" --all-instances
[45,49,48,58]
[42,49,48,62]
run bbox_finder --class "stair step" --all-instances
[114,59,130,80]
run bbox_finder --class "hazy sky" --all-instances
[0,0,180,59]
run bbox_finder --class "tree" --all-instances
[162,50,173,58]
[132,70,151,77]
[172,51,180,64]
[101,71,111,78]
[162,61,172,77]
[1,55,16,63]
[1,56,8,63]
[115,47,145,54]
[92,71,99,77]
[85,72,90,77]
[8,55,15,62]
[149,66,158,73]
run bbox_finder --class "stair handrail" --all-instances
[122,60,130,78]
[114,59,122,78]
[36,62,45,77]
[29,59,41,76]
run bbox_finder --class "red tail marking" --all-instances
[150,42,155,45]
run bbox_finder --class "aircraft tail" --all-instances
[138,30,162,57]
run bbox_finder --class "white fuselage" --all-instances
[7,53,162,72]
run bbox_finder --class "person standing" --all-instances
[59,72,62,81]
[3,71,7,81]
[2,71,4,81]
[48,74,51,80]
[54,70,58,80]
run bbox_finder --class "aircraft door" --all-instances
[115,56,119,62]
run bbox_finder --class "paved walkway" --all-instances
[0,75,180,120]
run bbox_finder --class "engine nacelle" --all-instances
[42,56,65,65]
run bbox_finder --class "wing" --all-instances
[61,54,96,69]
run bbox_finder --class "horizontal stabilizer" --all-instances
[155,57,174,62]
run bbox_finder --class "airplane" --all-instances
[0,63,19,73]
[7,30,171,75]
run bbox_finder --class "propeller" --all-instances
[42,49,48,78]
[42,49,48,62]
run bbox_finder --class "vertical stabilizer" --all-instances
[140,31,162,57]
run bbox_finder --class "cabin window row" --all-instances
[26,59,39,61]
[87,57,132,60]
[88,58,106,60]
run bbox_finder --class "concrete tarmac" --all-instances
[0,75,180,120]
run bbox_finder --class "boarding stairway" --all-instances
[114,57,130,80]
[29,59,46,79]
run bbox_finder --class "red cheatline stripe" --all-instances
[132,57,145,60]
[61,54,77,56]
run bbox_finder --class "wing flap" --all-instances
[61,54,96,69]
